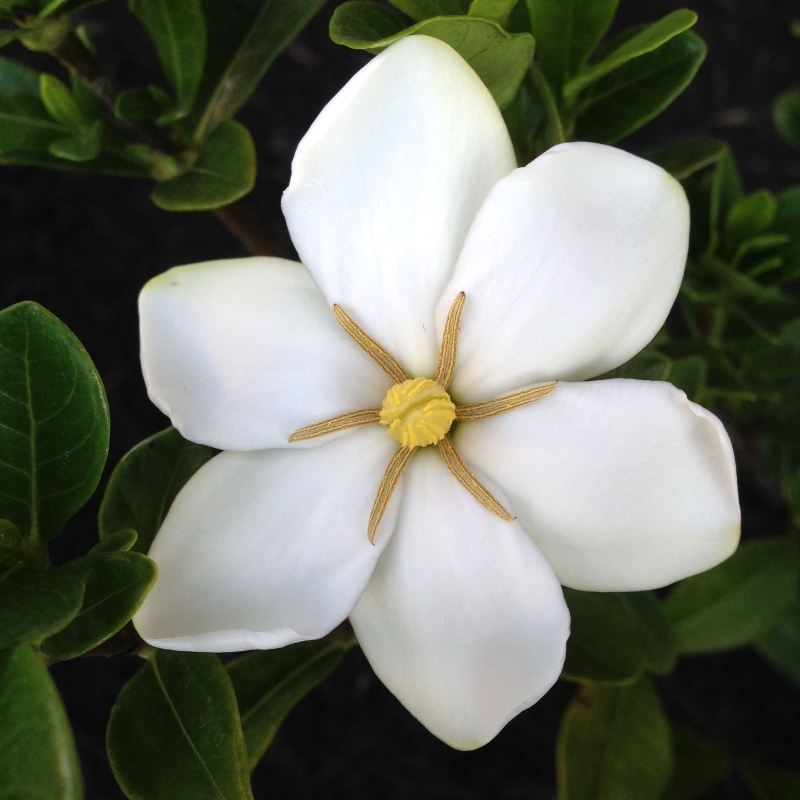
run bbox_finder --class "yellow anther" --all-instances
[380,377,455,448]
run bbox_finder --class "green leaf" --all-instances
[329,2,407,45]
[40,550,156,661]
[599,348,672,381]
[151,119,255,210]
[525,0,618,88]
[107,650,253,800]
[774,186,800,235]
[38,0,111,18]
[49,118,103,161]
[563,10,697,103]
[0,55,41,95]
[92,528,138,554]
[664,538,800,654]
[618,591,677,675]
[668,356,707,403]
[0,563,84,648]
[738,761,800,800]
[0,645,82,800]
[99,427,214,554]
[114,86,173,122]
[0,92,72,154]
[755,594,800,688]
[574,32,706,145]
[708,147,743,249]
[660,726,731,800]
[129,0,206,123]
[774,87,800,151]
[468,0,518,27]
[561,588,644,684]
[724,190,778,249]
[388,0,468,22]
[0,302,110,544]
[193,0,326,141]
[330,7,535,109]
[0,148,150,176]
[39,73,85,127]
[228,627,355,769]
[557,676,672,800]
[643,136,728,180]
[0,28,22,48]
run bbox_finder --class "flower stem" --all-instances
[528,62,566,148]
[213,203,281,257]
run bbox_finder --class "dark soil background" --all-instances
[2,0,800,797]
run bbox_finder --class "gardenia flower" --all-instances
[133,35,740,750]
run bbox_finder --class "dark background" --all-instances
[2,0,800,797]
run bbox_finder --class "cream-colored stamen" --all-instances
[289,409,381,442]
[380,377,456,448]
[368,446,415,543]
[438,434,514,522]
[332,304,409,384]
[455,382,558,421]
[436,292,465,389]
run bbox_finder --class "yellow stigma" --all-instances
[380,377,456,448]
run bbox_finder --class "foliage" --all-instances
[1,0,800,797]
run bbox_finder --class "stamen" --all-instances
[438,435,514,522]
[368,446,415,543]
[332,305,409,384]
[455,382,558,421]
[289,409,381,443]
[436,292,465,389]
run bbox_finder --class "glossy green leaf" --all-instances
[388,0,467,22]
[644,136,727,180]
[664,538,800,654]
[0,645,82,800]
[330,7,535,109]
[114,86,172,122]
[617,591,677,675]
[557,676,672,800]
[329,2,406,45]
[468,0,518,27]
[599,349,672,381]
[99,427,214,554]
[0,148,150,176]
[0,563,84,648]
[668,356,707,403]
[0,55,40,95]
[774,87,800,151]
[107,650,253,800]
[92,528,138,554]
[0,518,25,565]
[574,32,706,145]
[0,92,72,154]
[660,726,731,800]
[49,119,103,161]
[739,761,800,800]
[724,190,777,249]
[0,302,110,544]
[525,0,618,88]
[561,588,644,684]
[129,0,206,123]
[193,0,326,141]
[228,627,355,769]
[755,594,800,688]
[151,119,255,210]
[40,550,156,661]
[563,10,697,103]
[708,148,743,248]
[39,74,84,127]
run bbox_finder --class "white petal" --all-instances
[282,36,516,377]
[350,448,569,750]
[139,257,391,451]
[455,379,740,591]
[439,143,690,401]
[133,427,401,652]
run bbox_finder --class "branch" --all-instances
[213,203,281,257]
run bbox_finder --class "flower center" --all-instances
[380,377,456,448]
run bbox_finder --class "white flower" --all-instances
[133,35,740,750]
